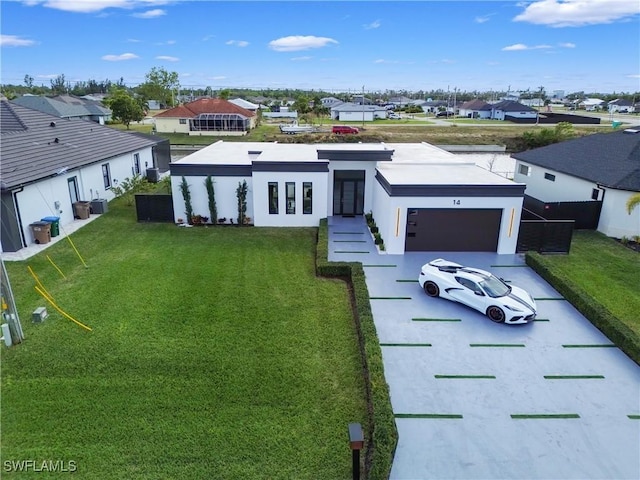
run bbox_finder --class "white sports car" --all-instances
[418,258,537,324]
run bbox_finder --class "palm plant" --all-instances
[626,193,640,215]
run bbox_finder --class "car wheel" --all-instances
[424,281,439,297]
[487,306,505,323]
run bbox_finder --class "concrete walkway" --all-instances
[327,216,640,480]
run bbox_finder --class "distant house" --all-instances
[458,99,492,119]
[330,103,387,121]
[0,101,169,253]
[387,96,412,108]
[490,100,538,122]
[321,97,344,109]
[512,127,640,239]
[229,98,259,112]
[154,98,256,136]
[11,94,112,124]
[578,98,605,111]
[420,100,448,113]
[608,98,634,113]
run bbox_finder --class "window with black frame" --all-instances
[268,182,278,214]
[303,182,312,214]
[286,182,295,214]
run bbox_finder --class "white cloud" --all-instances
[291,56,312,61]
[475,13,495,23]
[210,76,226,80]
[627,74,640,78]
[226,40,249,47]
[126,38,141,43]
[156,55,178,61]
[21,0,170,14]
[0,34,36,47]
[559,42,576,48]
[514,0,640,27]
[363,20,381,29]
[502,43,552,51]
[268,35,338,52]
[36,74,60,79]
[132,8,165,18]
[101,52,139,61]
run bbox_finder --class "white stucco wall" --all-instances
[371,181,523,255]
[252,171,328,227]
[171,175,251,224]
[338,111,374,122]
[598,189,640,238]
[513,161,598,202]
[155,118,190,134]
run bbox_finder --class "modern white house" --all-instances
[512,127,640,239]
[458,99,492,119]
[490,100,538,122]
[170,141,526,254]
[0,101,169,253]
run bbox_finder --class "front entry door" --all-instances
[333,170,365,216]
[68,177,79,204]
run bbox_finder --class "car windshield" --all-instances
[479,275,511,298]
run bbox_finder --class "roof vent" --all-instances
[50,121,56,127]
[623,128,640,134]
[54,137,59,143]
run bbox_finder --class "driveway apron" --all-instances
[327,216,640,480]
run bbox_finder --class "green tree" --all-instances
[180,177,193,224]
[205,176,217,224]
[218,89,231,100]
[137,67,180,107]
[236,180,248,225]
[50,74,68,95]
[104,87,144,129]
[292,95,311,115]
[23,74,34,89]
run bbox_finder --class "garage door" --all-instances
[405,208,502,252]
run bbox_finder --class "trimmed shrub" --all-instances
[316,218,398,480]
[370,226,379,234]
[526,252,640,365]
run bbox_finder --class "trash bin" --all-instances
[73,201,91,219]
[41,216,60,237]
[30,221,51,244]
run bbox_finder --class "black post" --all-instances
[348,422,364,480]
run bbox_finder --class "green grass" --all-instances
[532,231,640,335]
[1,202,367,479]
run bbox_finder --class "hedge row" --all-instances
[316,218,398,480]
[526,252,640,366]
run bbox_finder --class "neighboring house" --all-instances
[490,100,538,122]
[330,103,387,121]
[387,96,412,108]
[512,127,640,239]
[11,94,112,124]
[154,98,256,136]
[608,98,634,113]
[420,100,448,113]
[170,141,526,254]
[321,97,344,109]
[0,101,169,253]
[578,98,605,111]
[458,99,492,119]
[351,94,373,105]
[229,98,260,112]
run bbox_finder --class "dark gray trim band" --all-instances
[251,161,328,172]
[170,163,252,177]
[375,172,526,197]
[317,149,393,162]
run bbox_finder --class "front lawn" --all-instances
[1,202,367,479]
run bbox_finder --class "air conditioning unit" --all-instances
[32,307,48,323]
[146,168,160,183]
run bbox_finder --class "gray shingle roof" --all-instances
[1,101,161,190]
[512,128,640,191]
[492,100,537,112]
[11,94,111,119]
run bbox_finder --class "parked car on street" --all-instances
[418,258,537,324]
[436,110,455,117]
[332,125,359,134]
[388,112,402,119]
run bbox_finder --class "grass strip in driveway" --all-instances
[469,343,526,347]
[562,344,617,348]
[412,318,461,322]
[380,343,432,347]
[334,250,371,254]
[394,414,463,419]
[396,279,418,283]
[544,375,605,379]
[333,231,364,235]
[369,296,412,300]
[434,375,496,379]
[333,239,367,243]
[533,318,550,322]
[628,415,640,419]
[511,414,581,419]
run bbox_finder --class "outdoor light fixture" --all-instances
[348,422,364,480]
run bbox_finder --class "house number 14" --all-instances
[453,200,461,205]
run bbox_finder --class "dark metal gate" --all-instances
[135,194,174,222]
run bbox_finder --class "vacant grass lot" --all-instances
[1,202,366,479]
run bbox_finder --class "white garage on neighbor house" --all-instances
[170,141,525,254]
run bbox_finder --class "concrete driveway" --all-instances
[328,216,640,480]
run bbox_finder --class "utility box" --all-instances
[30,221,51,244]
[73,201,91,219]
[90,199,108,214]
[146,168,160,183]
[41,216,60,237]
[32,307,48,323]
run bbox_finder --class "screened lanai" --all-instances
[189,113,249,132]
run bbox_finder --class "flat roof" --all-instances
[376,161,517,186]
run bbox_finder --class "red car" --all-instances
[332,125,359,134]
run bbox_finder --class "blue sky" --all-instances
[2,0,639,94]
